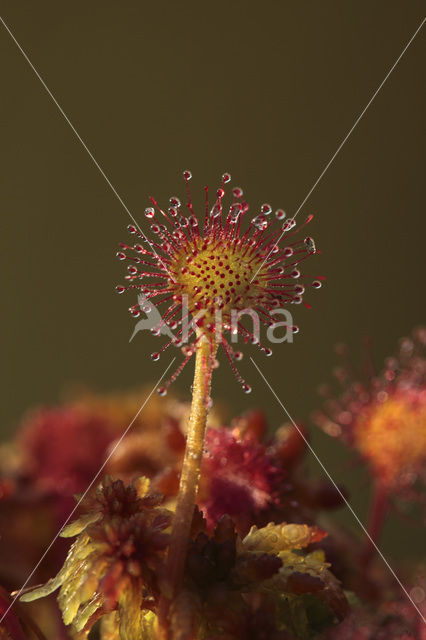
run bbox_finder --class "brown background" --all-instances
[1,2,425,558]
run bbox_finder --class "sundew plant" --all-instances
[1,172,424,640]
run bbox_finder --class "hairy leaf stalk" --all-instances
[158,336,216,638]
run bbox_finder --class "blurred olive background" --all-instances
[1,2,425,558]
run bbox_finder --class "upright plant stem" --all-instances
[361,481,389,567]
[158,336,216,638]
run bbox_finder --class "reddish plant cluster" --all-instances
[1,368,423,638]
[1,323,425,638]
[19,478,349,640]
[0,393,348,639]
[18,406,117,496]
